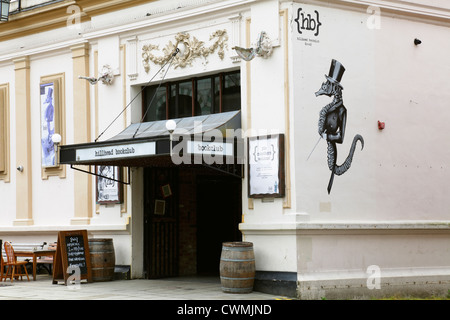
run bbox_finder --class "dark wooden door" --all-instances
[144,167,179,278]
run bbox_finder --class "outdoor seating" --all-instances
[2,241,30,282]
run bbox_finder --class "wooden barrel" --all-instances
[219,242,255,293]
[89,238,115,282]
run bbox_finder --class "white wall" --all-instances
[293,2,450,222]
[292,1,450,298]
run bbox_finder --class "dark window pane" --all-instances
[213,76,220,113]
[143,86,166,122]
[196,78,212,116]
[169,84,177,119]
[222,72,241,112]
[178,81,193,118]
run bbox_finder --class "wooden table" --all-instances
[14,250,55,281]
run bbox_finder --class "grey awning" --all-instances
[59,110,243,168]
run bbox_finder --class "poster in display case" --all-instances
[248,134,285,198]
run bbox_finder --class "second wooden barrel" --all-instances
[89,238,115,282]
[219,242,255,293]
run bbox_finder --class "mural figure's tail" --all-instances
[327,134,364,194]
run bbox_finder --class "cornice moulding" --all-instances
[302,0,450,22]
[0,0,156,42]
[82,0,256,41]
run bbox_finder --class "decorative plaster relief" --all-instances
[142,30,228,73]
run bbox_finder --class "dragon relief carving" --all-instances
[142,30,228,73]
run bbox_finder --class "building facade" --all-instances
[0,0,449,299]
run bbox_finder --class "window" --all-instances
[142,71,240,122]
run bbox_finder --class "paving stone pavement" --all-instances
[0,274,292,300]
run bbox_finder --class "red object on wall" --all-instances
[378,121,385,130]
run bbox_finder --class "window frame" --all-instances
[142,70,240,122]
[40,73,66,180]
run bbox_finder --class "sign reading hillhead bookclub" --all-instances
[76,142,156,162]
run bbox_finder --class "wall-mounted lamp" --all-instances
[165,120,177,158]
[378,121,385,130]
[414,38,422,46]
[233,31,273,61]
[78,64,117,85]
[52,133,62,146]
[0,0,11,22]
[52,133,62,165]
[16,165,23,172]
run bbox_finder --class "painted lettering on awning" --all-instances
[76,142,156,162]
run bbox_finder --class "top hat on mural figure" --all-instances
[325,59,345,88]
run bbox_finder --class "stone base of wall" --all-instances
[297,274,450,300]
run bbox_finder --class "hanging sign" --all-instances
[187,141,234,156]
[248,134,285,198]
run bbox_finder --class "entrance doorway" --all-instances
[196,176,241,275]
[143,166,242,279]
[143,167,179,279]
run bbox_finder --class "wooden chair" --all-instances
[3,241,29,282]
[0,255,4,281]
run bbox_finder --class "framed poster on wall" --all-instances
[40,82,58,168]
[39,73,65,179]
[248,134,285,198]
[96,166,123,204]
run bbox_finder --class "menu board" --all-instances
[65,234,88,275]
[52,230,92,285]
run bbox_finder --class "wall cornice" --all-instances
[298,0,450,24]
[0,0,157,42]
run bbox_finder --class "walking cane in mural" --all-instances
[315,59,364,194]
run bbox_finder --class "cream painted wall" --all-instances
[29,51,74,226]
[1,0,448,286]
[0,64,15,225]
[238,1,298,273]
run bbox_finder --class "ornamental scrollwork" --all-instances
[142,30,228,73]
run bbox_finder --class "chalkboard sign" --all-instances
[65,234,88,274]
[52,230,92,285]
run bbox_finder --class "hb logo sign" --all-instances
[295,8,322,37]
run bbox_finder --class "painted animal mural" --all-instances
[315,59,364,194]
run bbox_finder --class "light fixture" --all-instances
[51,133,62,145]
[165,120,177,134]
[165,120,177,158]
[52,133,62,166]
[78,64,117,85]
[0,0,11,22]
[414,38,422,45]
[233,31,273,61]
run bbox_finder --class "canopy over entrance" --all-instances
[59,110,243,174]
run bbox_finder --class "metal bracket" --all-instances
[70,164,131,185]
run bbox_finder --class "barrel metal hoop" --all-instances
[222,247,253,252]
[220,258,255,262]
[220,276,255,281]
